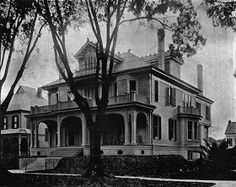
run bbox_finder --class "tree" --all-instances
[0,0,44,182]
[36,0,206,177]
[0,0,44,125]
[205,0,236,31]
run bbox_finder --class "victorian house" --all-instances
[0,86,47,158]
[28,29,213,160]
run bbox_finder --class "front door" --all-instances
[68,131,74,146]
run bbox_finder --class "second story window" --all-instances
[129,80,136,92]
[153,115,161,140]
[168,119,176,141]
[206,105,211,120]
[45,128,48,142]
[196,102,201,115]
[154,80,159,102]
[183,93,192,107]
[3,117,8,130]
[12,115,19,129]
[166,86,176,107]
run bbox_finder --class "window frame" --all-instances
[129,80,137,93]
[168,119,177,141]
[12,115,19,129]
[153,115,161,140]
[154,80,159,102]
[3,116,8,130]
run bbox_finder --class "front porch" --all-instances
[29,108,153,157]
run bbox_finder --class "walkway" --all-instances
[8,170,236,187]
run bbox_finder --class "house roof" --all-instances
[7,86,47,111]
[113,51,149,72]
[225,121,236,135]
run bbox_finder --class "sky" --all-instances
[3,3,236,139]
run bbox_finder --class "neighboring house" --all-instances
[225,120,236,148]
[28,29,213,160]
[0,86,47,157]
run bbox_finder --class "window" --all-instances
[228,138,233,147]
[113,83,117,97]
[194,122,198,140]
[188,121,192,139]
[196,102,201,115]
[129,80,136,92]
[188,151,193,160]
[204,126,208,139]
[3,117,8,130]
[166,86,176,107]
[153,115,161,139]
[67,91,75,101]
[12,115,19,129]
[168,119,176,141]
[154,80,159,102]
[206,106,211,120]
[188,121,199,140]
[56,93,59,103]
[84,87,94,98]
[183,93,192,107]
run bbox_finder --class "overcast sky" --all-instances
[3,3,236,139]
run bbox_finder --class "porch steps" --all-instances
[25,157,46,171]
[50,147,83,157]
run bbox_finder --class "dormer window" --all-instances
[85,57,96,69]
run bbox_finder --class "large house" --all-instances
[0,86,47,157]
[225,120,236,148]
[28,29,213,160]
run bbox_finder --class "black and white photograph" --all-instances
[0,0,236,186]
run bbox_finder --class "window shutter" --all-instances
[158,116,161,139]
[166,87,170,106]
[173,88,176,106]
[154,80,159,102]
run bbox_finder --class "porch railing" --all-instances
[31,92,149,114]
[177,106,200,116]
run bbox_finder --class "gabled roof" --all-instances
[225,121,236,135]
[7,85,47,111]
[74,39,123,61]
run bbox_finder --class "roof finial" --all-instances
[128,49,131,53]
[87,38,89,42]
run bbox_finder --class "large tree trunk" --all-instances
[84,120,104,177]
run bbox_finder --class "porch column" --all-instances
[131,111,137,145]
[30,120,34,148]
[81,115,87,146]
[148,112,152,144]
[18,135,21,156]
[57,116,61,147]
[34,123,38,148]
[124,113,129,145]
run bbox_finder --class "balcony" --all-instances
[176,106,201,118]
[31,92,150,115]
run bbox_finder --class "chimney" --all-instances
[157,28,165,69]
[37,87,42,98]
[197,64,203,92]
[229,120,231,125]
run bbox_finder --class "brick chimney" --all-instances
[157,28,165,69]
[37,87,42,98]
[197,64,203,92]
